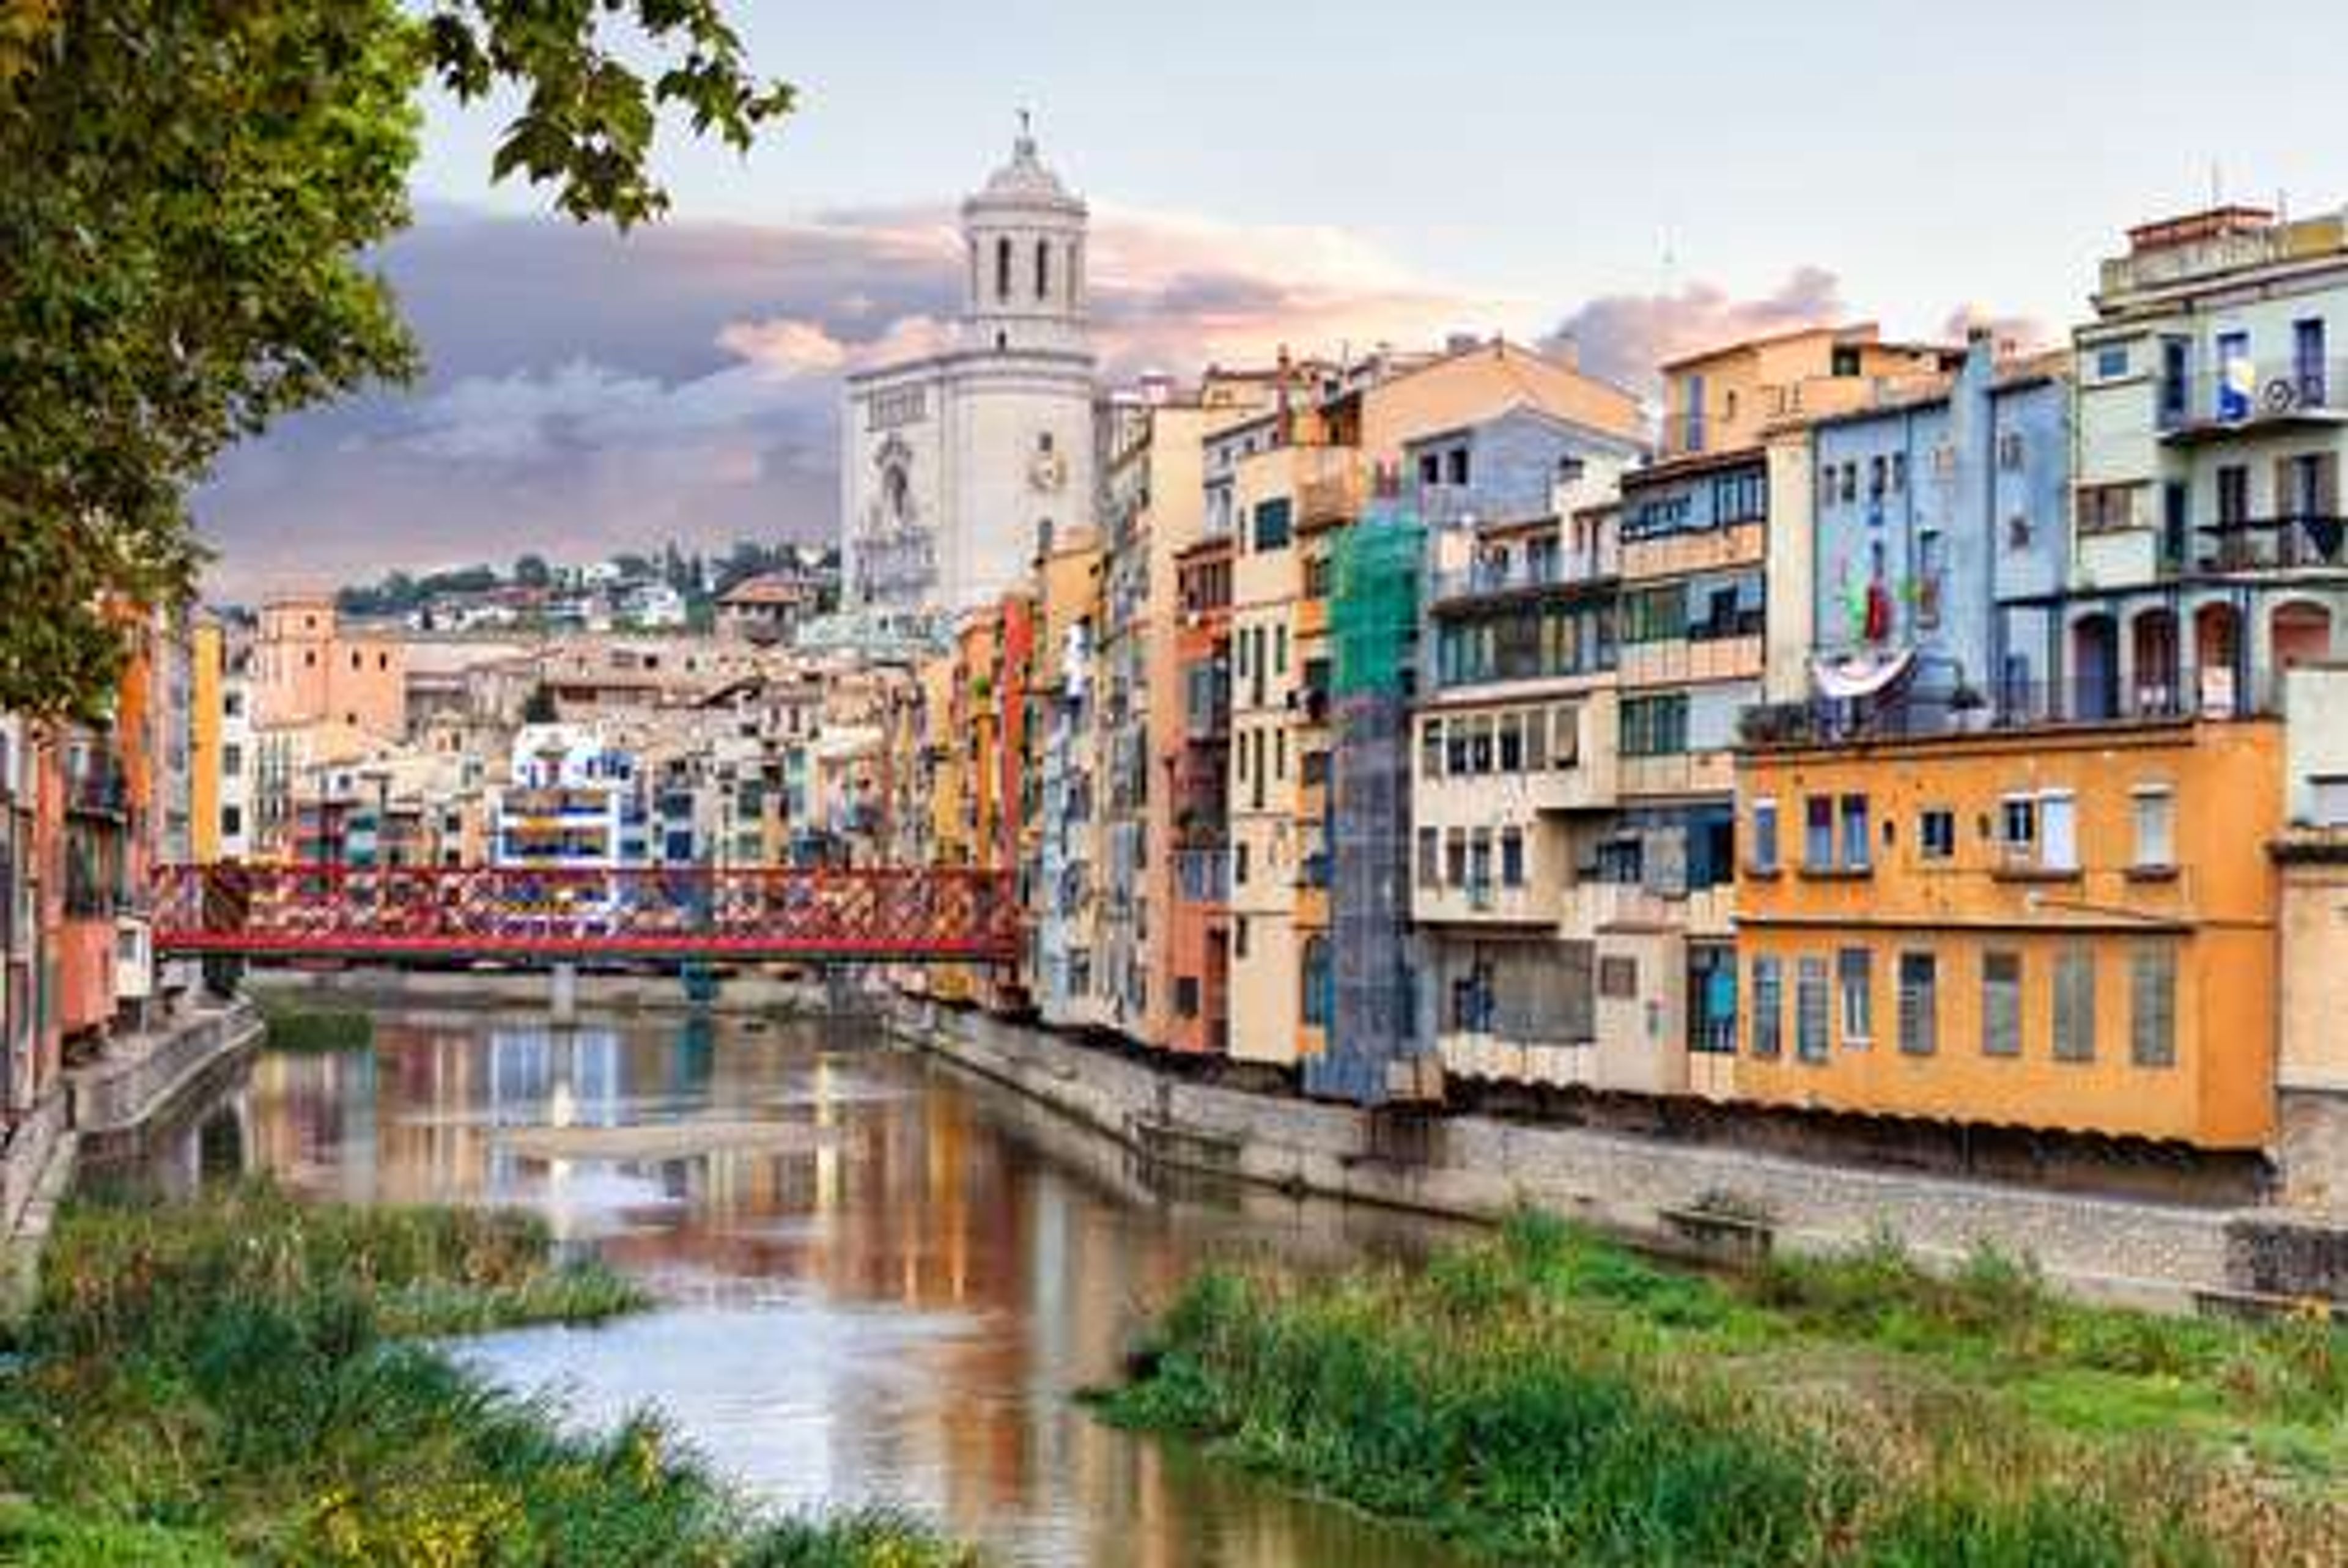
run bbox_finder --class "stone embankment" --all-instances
[894,998,2347,1310]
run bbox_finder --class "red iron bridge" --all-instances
[153,863,1021,966]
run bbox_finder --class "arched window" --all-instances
[1035,238,1050,300]
[995,237,1011,301]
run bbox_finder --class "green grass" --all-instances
[256,1000,375,1054]
[1097,1212,2346,1566]
[0,1182,977,1566]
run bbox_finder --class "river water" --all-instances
[136,1008,1474,1567]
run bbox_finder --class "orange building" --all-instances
[1165,535,1236,1055]
[252,594,407,738]
[1735,716,2283,1149]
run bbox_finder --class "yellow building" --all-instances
[1735,716,2282,1149]
[190,618,224,864]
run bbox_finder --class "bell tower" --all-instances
[960,112,1089,357]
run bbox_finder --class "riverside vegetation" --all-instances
[1099,1212,2347,1566]
[0,1183,975,1566]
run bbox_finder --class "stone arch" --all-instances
[2130,605,2180,713]
[2069,611,2118,721]
[2271,598,2335,669]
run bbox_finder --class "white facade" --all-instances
[842,125,1097,613]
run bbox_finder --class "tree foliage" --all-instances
[0,1,792,719]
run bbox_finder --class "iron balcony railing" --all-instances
[1430,546,1616,604]
[2155,356,2347,433]
[1737,663,2278,749]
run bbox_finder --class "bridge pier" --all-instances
[550,963,578,1025]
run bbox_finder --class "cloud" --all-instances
[1940,303,2054,356]
[195,200,1512,598]
[1543,267,1848,390]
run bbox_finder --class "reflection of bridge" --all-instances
[153,863,1020,965]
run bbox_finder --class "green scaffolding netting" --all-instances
[1330,503,1423,698]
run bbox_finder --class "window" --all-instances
[1803,796,1834,870]
[1999,795,2037,861]
[1549,704,1581,767]
[2039,792,2077,871]
[1997,429,2026,470]
[1620,693,1688,757]
[1445,830,1466,889]
[1891,451,1908,494]
[1501,827,1524,888]
[1447,448,1470,485]
[1252,498,1291,552]
[2095,345,2131,380]
[1713,468,1767,523]
[1982,951,2023,1058]
[1897,952,1938,1055]
[1274,624,1288,674]
[2130,943,2176,1067]
[1419,452,1441,486]
[1234,841,1250,885]
[2052,946,2095,1062]
[1175,977,1200,1018]
[1867,454,1888,499]
[1750,957,1782,1057]
[2132,786,2174,869]
[1417,828,1439,888]
[1600,955,1640,999]
[1234,915,1248,959]
[1749,798,1779,874]
[1919,808,1955,861]
[1838,949,1872,1045]
[1468,830,1493,897]
[1421,720,1443,779]
[220,804,243,837]
[1839,795,1871,871]
[1795,958,1830,1062]
[2077,484,2138,534]
[995,236,1011,301]
[221,743,243,776]
[1497,713,1523,773]
[1034,238,1050,298]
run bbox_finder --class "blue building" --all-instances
[1806,337,2070,729]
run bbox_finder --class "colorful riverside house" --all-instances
[1412,449,1642,1095]
[2039,205,2348,718]
[1795,335,2073,734]
[1167,531,1237,1056]
[1732,716,2283,1150]
[1609,326,1957,1100]
[1028,521,1104,1031]
[1093,370,1280,1050]
[2273,663,2348,1207]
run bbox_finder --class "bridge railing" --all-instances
[152,862,1022,963]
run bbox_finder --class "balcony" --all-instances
[1176,847,1230,904]
[1737,663,2277,749]
[1296,451,1366,528]
[2197,512,2348,572]
[1430,544,1617,606]
[2156,358,2347,443]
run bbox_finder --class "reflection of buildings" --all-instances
[232,1012,1459,1567]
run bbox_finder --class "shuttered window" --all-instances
[2053,946,2096,1062]
[1750,957,1782,1058]
[1897,952,1937,1056]
[2130,943,2177,1067]
[1796,959,1830,1062]
[1982,951,2023,1058]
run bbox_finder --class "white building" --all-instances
[491,723,646,869]
[841,120,1097,614]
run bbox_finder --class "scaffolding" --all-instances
[1308,501,1436,1106]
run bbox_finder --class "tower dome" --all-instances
[960,114,1090,357]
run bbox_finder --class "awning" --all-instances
[1810,647,1916,701]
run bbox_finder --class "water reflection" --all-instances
[201,1010,1470,1568]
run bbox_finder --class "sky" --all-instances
[196,0,2348,598]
